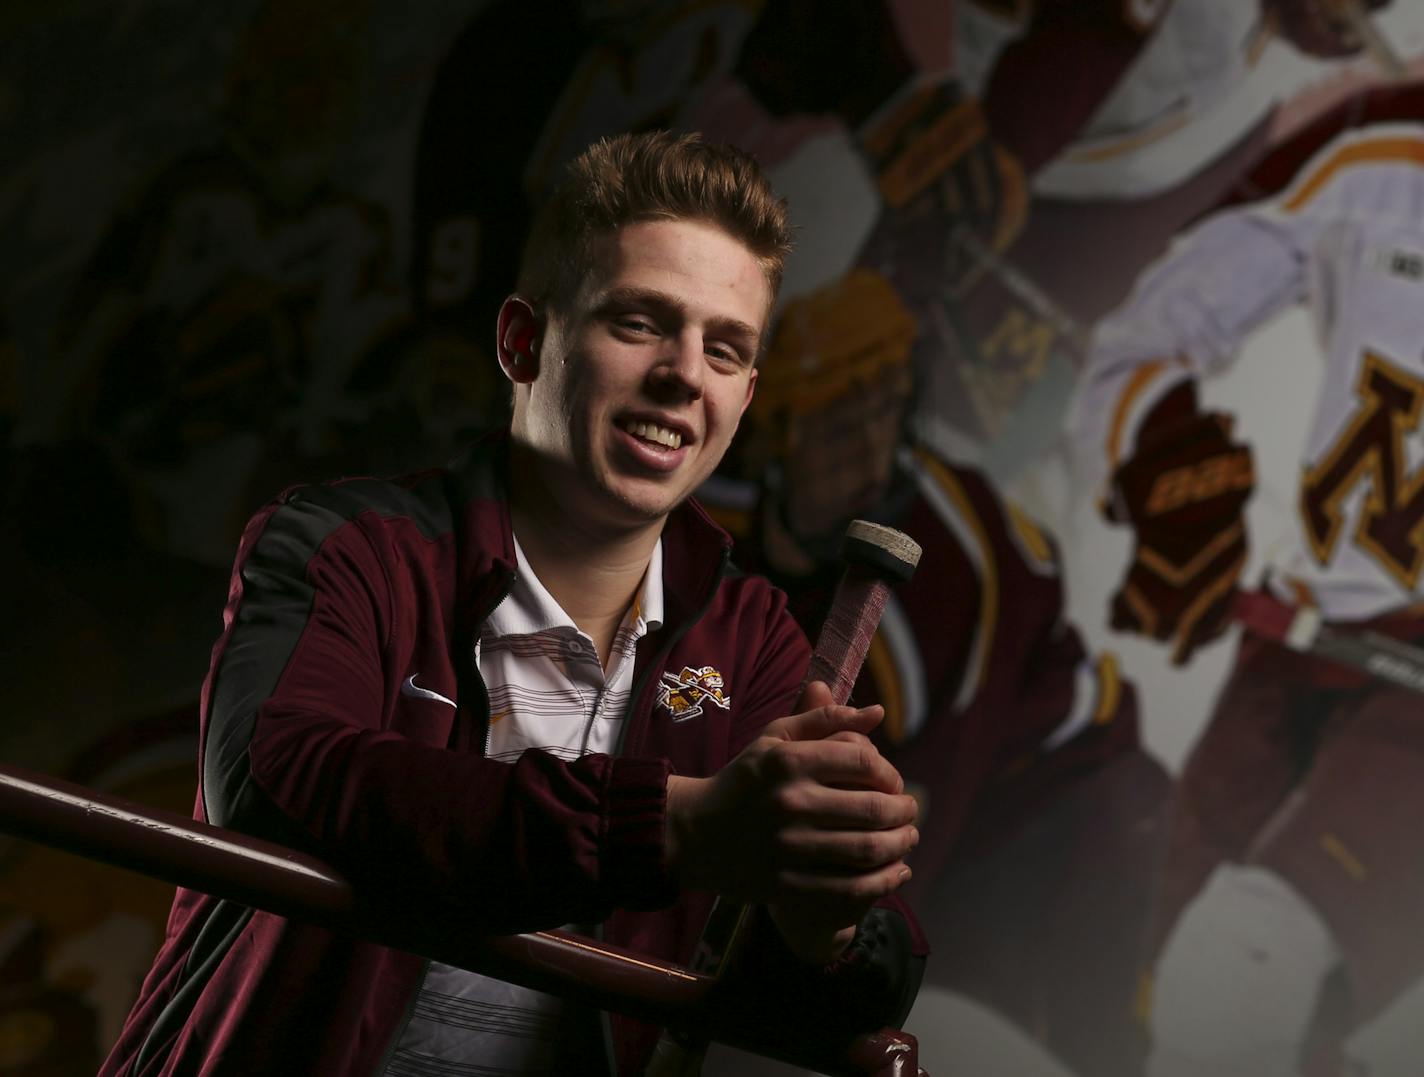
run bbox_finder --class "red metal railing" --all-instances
[0,760,923,1076]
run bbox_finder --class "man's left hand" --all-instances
[764,683,917,966]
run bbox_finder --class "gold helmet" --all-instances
[751,266,917,451]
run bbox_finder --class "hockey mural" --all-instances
[5,2,1424,1074]
[1068,89,1424,1077]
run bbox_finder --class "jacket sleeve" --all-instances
[716,580,929,1031]
[198,492,675,934]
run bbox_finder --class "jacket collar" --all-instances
[446,428,733,632]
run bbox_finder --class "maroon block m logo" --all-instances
[1301,351,1424,588]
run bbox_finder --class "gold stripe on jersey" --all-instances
[1122,581,1159,638]
[1041,654,1115,752]
[1283,135,1424,214]
[1134,972,1155,1026]
[1107,357,1179,469]
[1137,521,1244,586]
[1061,109,1189,166]
[1093,651,1122,725]
[1171,550,1246,664]
[912,449,999,709]
[1005,499,1056,573]
[1320,832,1368,881]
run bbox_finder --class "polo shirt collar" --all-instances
[491,534,664,638]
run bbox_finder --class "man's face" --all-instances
[513,218,769,532]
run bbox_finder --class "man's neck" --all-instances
[508,450,662,668]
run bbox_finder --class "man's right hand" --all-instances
[664,681,919,915]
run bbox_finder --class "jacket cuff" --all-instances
[602,757,678,908]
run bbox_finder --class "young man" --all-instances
[100,132,924,1076]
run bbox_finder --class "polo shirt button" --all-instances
[566,639,585,657]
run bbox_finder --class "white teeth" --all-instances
[623,420,682,449]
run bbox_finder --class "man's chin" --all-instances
[599,476,691,528]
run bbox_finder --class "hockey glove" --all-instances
[1106,400,1254,665]
[857,79,1027,289]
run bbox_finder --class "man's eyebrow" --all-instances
[596,287,762,347]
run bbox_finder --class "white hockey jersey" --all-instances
[1073,123,1424,622]
[1030,0,1273,200]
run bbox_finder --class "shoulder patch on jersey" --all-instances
[656,665,732,723]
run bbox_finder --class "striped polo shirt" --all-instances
[383,535,663,1076]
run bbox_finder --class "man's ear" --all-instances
[496,295,541,385]
[739,367,758,419]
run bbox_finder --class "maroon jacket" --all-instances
[101,431,922,1076]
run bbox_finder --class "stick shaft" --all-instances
[652,557,913,1076]
[807,569,892,704]
[692,563,899,974]
[1232,590,1424,696]
[687,564,898,983]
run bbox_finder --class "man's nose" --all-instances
[650,332,704,399]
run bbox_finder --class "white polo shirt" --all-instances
[382,536,663,1076]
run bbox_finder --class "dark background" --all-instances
[4,2,1423,1072]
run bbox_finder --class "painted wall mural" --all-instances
[4,2,1424,1074]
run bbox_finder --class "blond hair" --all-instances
[517,130,792,314]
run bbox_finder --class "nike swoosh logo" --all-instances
[401,674,456,709]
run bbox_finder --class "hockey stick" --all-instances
[1232,589,1424,695]
[647,520,924,1076]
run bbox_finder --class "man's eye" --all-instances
[616,317,655,334]
[706,343,744,366]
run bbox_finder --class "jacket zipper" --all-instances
[598,546,730,1075]
[468,571,515,756]
[376,570,515,1074]
[613,545,730,757]
[372,961,427,1076]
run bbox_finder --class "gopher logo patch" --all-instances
[656,666,732,722]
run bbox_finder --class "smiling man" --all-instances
[101,132,925,1077]
[497,213,770,663]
